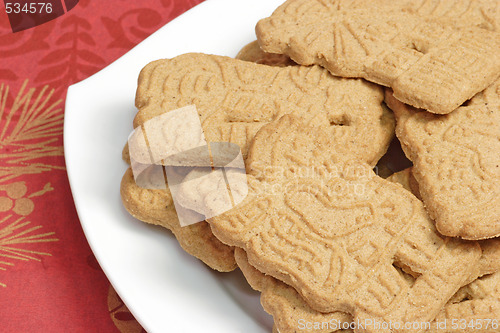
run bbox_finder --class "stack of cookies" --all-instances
[121,0,500,332]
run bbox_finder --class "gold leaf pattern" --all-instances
[0,214,58,288]
[0,79,62,288]
[0,80,65,183]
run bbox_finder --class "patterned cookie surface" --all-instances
[197,115,481,332]
[234,167,499,333]
[239,245,500,333]
[122,51,302,272]
[133,53,394,166]
[123,52,394,272]
[235,248,352,333]
[386,78,500,240]
[256,0,500,114]
[388,168,500,279]
[120,168,236,272]
[429,271,500,333]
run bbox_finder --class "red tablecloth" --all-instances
[0,1,203,331]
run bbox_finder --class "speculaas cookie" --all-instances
[256,0,500,114]
[235,247,351,333]
[238,244,499,333]
[387,168,422,201]
[429,271,500,333]
[387,168,500,279]
[233,166,498,333]
[385,78,500,240]
[187,115,481,332]
[133,53,394,166]
[122,52,394,271]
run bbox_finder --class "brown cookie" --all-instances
[236,40,295,67]
[120,168,236,272]
[395,166,500,331]
[429,271,500,332]
[233,166,498,333]
[387,168,500,280]
[122,142,130,164]
[256,0,500,114]
[133,53,394,166]
[478,239,500,277]
[385,78,500,240]
[238,242,499,333]
[265,273,500,333]
[124,52,394,271]
[194,115,482,332]
[121,142,236,271]
[235,247,352,333]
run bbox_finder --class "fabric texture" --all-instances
[0,1,203,332]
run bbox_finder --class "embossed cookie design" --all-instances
[256,0,500,114]
[429,271,500,333]
[133,53,394,166]
[188,115,481,333]
[386,78,500,240]
[388,168,500,279]
[234,167,500,333]
[122,52,394,271]
[235,248,351,333]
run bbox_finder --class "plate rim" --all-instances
[64,0,282,331]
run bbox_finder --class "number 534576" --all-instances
[5,2,53,14]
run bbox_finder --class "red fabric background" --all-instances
[0,1,203,332]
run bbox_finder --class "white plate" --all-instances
[64,0,283,332]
